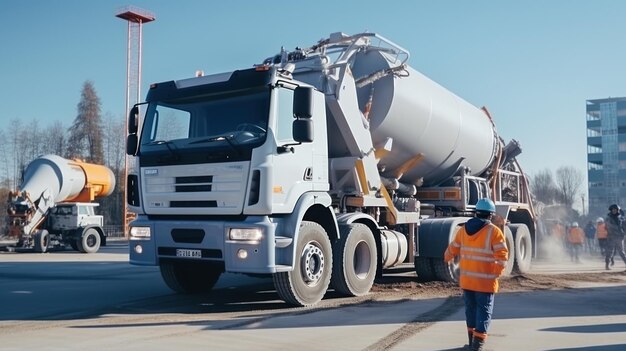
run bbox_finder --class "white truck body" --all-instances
[127,33,536,306]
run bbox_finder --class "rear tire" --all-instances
[503,226,515,276]
[414,257,436,282]
[33,230,50,253]
[510,224,532,273]
[160,261,222,293]
[331,223,377,297]
[432,257,460,282]
[273,221,332,306]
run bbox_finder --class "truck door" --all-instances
[270,87,326,213]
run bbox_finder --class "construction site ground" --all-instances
[1,243,625,351]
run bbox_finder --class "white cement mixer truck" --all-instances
[126,32,536,306]
[3,155,116,253]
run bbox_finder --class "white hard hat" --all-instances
[572,222,578,227]
[597,217,604,223]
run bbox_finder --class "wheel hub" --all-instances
[301,242,325,285]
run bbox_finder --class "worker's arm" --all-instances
[491,225,509,276]
[444,230,462,263]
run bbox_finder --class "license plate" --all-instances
[176,249,202,258]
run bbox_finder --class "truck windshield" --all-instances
[139,89,270,152]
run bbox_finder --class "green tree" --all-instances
[66,81,104,163]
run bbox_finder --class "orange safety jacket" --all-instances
[567,227,585,244]
[444,223,509,293]
[596,223,608,239]
[552,223,565,239]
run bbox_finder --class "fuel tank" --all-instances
[350,50,499,186]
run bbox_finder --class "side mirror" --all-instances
[127,134,138,155]
[128,105,139,134]
[293,87,313,119]
[293,119,313,143]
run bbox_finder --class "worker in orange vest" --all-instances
[551,221,566,248]
[444,198,508,351]
[596,217,609,257]
[567,222,585,263]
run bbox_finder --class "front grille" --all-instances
[175,184,212,192]
[175,175,214,193]
[176,175,213,184]
[170,201,217,208]
[171,229,205,243]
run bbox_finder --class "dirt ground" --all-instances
[370,267,626,299]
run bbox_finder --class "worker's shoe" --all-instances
[611,258,615,266]
[471,336,485,351]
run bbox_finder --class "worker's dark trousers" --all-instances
[605,236,626,266]
[463,290,494,334]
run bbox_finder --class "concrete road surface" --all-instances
[1,243,625,351]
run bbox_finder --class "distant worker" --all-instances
[596,217,608,257]
[551,220,566,248]
[604,204,626,270]
[584,220,596,253]
[444,198,508,351]
[567,222,584,263]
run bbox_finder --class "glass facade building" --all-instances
[587,97,626,217]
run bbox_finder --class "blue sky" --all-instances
[2,0,625,190]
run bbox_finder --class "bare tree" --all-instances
[0,129,9,185]
[43,121,67,156]
[8,118,24,189]
[21,118,44,163]
[531,169,557,204]
[555,166,583,209]
[99,112,126,225]
[67,81,104,163]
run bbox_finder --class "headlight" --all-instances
[229,228,263,241]
[130,226,151,240]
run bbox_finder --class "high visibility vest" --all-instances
[596,223,608,239]
[567,227,584,244]
[444,223,509,293]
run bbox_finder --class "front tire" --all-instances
[160,261,222,293]
[331,223,377,297]
[78,228,101,253]
[273,221,332,307]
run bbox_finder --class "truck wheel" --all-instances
[273,221,332,306]
[432,257,460,282]
[414,257,436,282]
[78,228,101,254]
[503,226,515,276]
[510,224,532,274]
[33,230,50,253]
[160,261,222,293]
[330,223,377,297]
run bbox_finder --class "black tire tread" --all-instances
[330,223,376,297]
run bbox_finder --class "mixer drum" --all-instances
[351,50,499,186]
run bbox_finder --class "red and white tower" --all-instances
[116,6,155,236]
